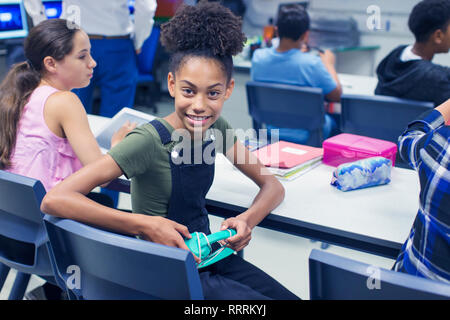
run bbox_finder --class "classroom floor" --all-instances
[0,71,397,300]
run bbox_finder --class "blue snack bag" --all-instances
[185,229,237,269]
[331,156,392,192]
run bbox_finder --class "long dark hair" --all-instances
[0,19,79,169]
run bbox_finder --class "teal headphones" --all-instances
[185,229,237,269]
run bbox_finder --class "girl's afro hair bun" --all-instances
[160,0,246,57]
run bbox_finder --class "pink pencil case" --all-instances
[322,133,397,167]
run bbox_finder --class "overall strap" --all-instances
[149,119,172,145]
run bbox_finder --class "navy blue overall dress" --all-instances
[150,120,299,300]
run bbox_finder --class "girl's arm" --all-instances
[44,91,135,165]
[45,91,103,165]
[41,155,194,252]
[223,140,285,251]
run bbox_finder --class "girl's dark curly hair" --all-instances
[160,0,246,82]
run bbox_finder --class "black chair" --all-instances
[246,81,325,147]
[44,215,203,300]
[340,94,434,168]
[0,170,63,299]
[309,249,450,300]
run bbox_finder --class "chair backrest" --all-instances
[0,170,53,276]
[246,81,325,147]
[43,215,204,300]
[309,249,450,300]
[137,25,161,75]
[341,94,434,144]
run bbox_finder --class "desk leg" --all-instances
[8,272,30,300]
[0,263,10,289]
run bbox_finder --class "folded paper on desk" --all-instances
[331,156,392,192]
[254,141,323,180]
[95,107,155,151]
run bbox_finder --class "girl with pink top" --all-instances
[0,19,133,191]
[0,19,134,300]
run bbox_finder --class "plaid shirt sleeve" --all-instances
[398,109,446,169]
[394,109,450,283]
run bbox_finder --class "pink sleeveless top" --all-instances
[7,86,82,191]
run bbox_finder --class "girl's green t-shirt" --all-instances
[108,117,236,216]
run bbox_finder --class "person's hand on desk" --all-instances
[110,120,137,148]
[319,49,343,102]
[300,42,309,53]
[319,49,336,67]
[219,217,252,252]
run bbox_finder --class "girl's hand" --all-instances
[220,217,252,252]
[134,214,201,263]
[436,99,450,125]
[110,121,137,148]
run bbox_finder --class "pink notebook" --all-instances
[254,141,323,169]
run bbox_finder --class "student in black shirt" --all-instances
[375,0,450,106]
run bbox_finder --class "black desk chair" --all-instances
[44,215,203,300]
[0,170,63,299]
[340,94,434,168]
[246,81,325,147]
[309,249,450,300]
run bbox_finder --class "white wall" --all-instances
[243,0,450,75]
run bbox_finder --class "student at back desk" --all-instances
[251,3,342,144]
[375,0,450,106]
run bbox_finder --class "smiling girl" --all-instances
[41,2,298,299]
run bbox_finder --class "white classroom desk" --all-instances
[88,114,419,259]
[206,154,419,259]
[339,73,377,96]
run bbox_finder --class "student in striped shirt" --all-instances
[393,99,450,283]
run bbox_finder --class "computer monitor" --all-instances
[42,0,62,19]
[0,0,28,39]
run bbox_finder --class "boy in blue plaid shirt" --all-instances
[393,99,450,283]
